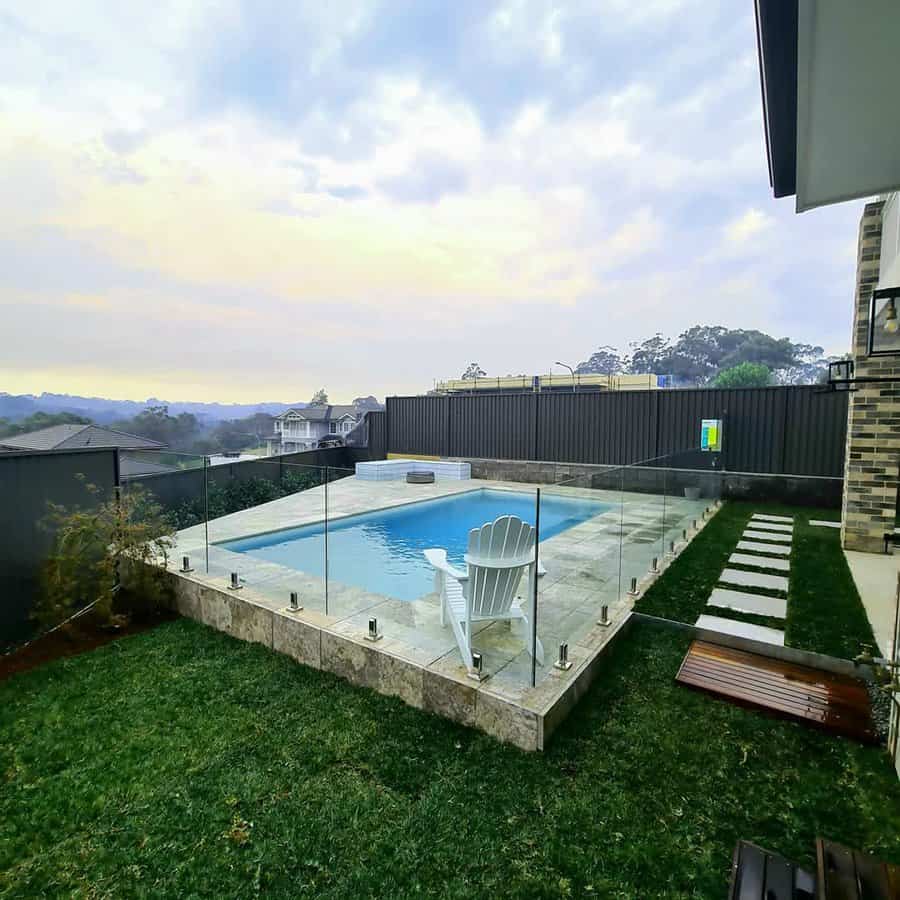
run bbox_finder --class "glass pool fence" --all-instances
[123,448,722,691]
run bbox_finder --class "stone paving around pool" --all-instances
[163,474,714,749]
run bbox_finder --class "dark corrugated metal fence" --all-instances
[385,386,848,476]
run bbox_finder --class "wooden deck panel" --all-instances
[676,641,877,744]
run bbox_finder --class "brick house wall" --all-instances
[841,199,900,551]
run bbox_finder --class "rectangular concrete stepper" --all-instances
[706,587,787,619]
[728,552,790,573]
[695,614,785,646]
[746,521,793,534]
[751,514,793,523]
[718,567,789,593]
[809,520,841,529]
[742,529,792,544]
[735,540,791,556]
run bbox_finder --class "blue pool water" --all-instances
[222,488,611,601]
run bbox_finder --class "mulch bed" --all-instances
[0,610,177,682]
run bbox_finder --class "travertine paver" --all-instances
[707,587,787,618]
[695,614,785,646]
[719,567,789,593]
[809,520,841,529]
[736,540,791,556]
[743,529,792,544]
[752,514,793,523]
[728,552,790,572]
[747,521,793,534]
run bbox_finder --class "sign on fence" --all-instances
[700,418,722,452]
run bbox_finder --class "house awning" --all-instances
[755,0,900,212]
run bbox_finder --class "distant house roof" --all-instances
[275,405,359,423]
[0,424,166,452]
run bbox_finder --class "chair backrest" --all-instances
[464,515,535,619]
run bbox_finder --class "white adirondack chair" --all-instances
[423,515,545,676]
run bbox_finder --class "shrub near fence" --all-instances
[0,448,119,648]
[383,385,849,478]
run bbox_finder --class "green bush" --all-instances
[35,478,175,632]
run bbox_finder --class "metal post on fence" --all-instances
[204,456,210,574]
[113,449,122,596]
[531,487,541,688]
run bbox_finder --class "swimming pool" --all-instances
[221,488,611,601]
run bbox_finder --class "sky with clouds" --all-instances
[0,0,865,403]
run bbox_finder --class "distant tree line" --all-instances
[575,326,843,387]
[462,325,847,389]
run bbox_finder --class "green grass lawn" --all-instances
[3,615,899,899]
[636,500,876,659]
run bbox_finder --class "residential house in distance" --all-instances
[266,405,361,454]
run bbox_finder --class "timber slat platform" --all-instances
[676,641,876,744]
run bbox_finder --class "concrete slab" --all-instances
[736,540,791,556]
[747,521,793,534]
[844,549,899,659]
[810,520,841,529]
[718,568,789,593]
[728,552,790,573]
[752,514,793,523]
[743,529,792,544]
[695,614,785,646]
[707,588,787,618]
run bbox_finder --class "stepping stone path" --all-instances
[707,588,787,618]
[728,552,790,572]
[743,529,792,543]
[736,540,791,556]
[697,512,795,646]
[809,520,841,529]
[718,568,789,593]
[746,521,793,533]
[695,614,786,646]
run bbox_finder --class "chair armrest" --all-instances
[423,548,468,582]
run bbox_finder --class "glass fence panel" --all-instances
[320,469,541,689]
[525,449,722,688]
[205,462,329,615]
[537,465,628,679]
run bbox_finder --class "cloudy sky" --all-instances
[1,0,863,403]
